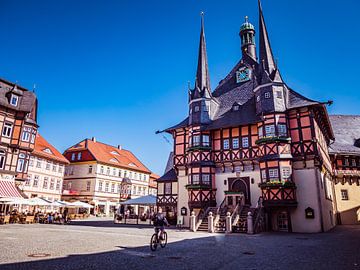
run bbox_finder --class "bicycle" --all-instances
[150,227,167,251]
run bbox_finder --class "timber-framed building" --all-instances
[157,1,337,232]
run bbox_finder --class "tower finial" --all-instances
[245,15,249,23]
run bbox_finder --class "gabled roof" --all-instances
[33,133,69,164]
[65,139,151,174]
[329,115,360,155]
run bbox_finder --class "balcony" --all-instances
[259,181,297,207]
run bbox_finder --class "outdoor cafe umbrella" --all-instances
[119,195,157,206]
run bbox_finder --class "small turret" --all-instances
[239,16,256,60]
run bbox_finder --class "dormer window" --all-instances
[43,148,53,154]
[265,92,271,99]
[110,151,120,156]
[233,104,239,111]
[194,106,200,112]
[10,94,19,106]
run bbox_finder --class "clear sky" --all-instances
[1,0,359,175]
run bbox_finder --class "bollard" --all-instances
[190,211,196,232]
[208,212,214,233]
[247,211,254,234]
[225,212,232,234]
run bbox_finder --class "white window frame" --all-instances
[223,139,230,150]
[265,92,271,99]
[278,124,287,137]
[232,138,239,149]
[202,135,210,147]
[268,169,279,179]
[242,137,249,148]
[21,130,31,142]
[281,167,291,180]
[265,125,276,137]
[2,123,13,138]
[192,174,200,185]
[192,135,200,146]
[16,153,26,172]
[10,94,18,106]
[202,174,211,185]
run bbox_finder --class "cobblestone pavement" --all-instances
[0,217,359,270]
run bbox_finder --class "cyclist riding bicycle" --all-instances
[152,207,169,240]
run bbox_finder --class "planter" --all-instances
[255,136,290,145]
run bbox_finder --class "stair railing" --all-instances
[214,197,226,232]
[195,207,213,231]
[231,197,244,226]
[253,196,265,234]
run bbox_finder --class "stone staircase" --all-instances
[232,204,255,233]
[196,207,218,232]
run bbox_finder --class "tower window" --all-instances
[276,90,283,98]
[256,96,260,102]
[265,92,271,99]
[194,106,200,112]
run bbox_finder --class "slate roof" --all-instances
[157,152,177,182]
[0,78,37,113]
[161,1,329,135]
[329,115,360,155]
[65,139,151,173]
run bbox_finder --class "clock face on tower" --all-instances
[236,67,251,83]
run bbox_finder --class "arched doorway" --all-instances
[227,177,251,206]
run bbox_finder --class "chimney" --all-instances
[117,145,122,150]
[91,137,96,142]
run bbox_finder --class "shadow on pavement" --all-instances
[1,226,359,270]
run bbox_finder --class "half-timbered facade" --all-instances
[0,78,38,200]
[329,115,360,225]
[157,2,336,233]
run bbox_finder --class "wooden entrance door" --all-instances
[228,177,251,205]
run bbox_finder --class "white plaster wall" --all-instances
[177,169,189,227]
[292,168,322,233]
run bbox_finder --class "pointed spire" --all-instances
[258,0,276,75]
[195,12,211,96]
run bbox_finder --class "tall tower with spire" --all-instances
[188,13,217,126]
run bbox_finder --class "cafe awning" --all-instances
[0,180,23,199]
[119,195,157,206]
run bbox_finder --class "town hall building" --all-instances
[157,1,338,233]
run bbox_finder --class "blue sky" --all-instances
[1,0,359,174]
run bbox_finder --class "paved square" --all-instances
[0,217,359,270]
